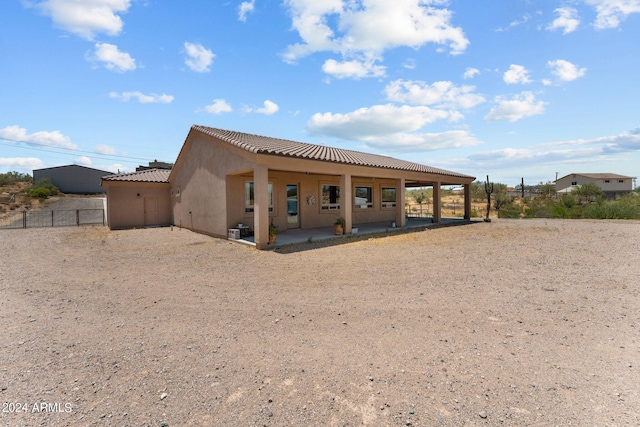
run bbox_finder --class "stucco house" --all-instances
[102,125,476,249]
[33,164,112,194]
[556,173,636,199]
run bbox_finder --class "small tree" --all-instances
[537,181,557,200]
[572,183,604,205]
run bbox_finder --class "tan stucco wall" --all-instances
[226,172,399,232]
[104,182,171,229]
[170,136,255,238]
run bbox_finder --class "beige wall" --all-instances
[170,136,255,237]
[225,172,399,232]
[104,182,171,229]
[557,175,633,192]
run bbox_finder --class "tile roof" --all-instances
[102,168,170,183]
[192,125,474,179]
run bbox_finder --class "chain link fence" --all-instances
[0,209,105,229]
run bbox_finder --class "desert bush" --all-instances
[582,194,640,219]
[28,178,59,199]
[29,187,51,199]
[0,171,32,186]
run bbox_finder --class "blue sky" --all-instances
[1,0,639,187]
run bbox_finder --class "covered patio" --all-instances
[230,217,474,249]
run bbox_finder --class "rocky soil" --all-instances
[1,219,639,426]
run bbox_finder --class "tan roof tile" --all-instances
[192,125,474,179]
[102,168,170,183]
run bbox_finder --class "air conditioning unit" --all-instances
[228,229,240,240]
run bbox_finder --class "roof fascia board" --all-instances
[255,153,474,185]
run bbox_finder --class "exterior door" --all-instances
[286,184,299,229]
[144,197,158,226]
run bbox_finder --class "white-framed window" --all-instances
[245,181,273,213]
[321,184,340,210]
[618,179,625,183]
[381,187,396,208]
[604,179,610,183]
[571,181,577,186]
[354,186,373,209]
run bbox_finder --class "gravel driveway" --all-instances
[1,219,638,426]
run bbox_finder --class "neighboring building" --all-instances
[136,160,173,171]
[556,173,636,199]
[33,164,112,194]
[103,125,475,249]
[101,169,171,229]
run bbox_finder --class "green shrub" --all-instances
[0,171,32,187]
[582,196,640,219]
[27,178,59,200]
[29,187,51,199]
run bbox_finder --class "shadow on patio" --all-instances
[231,217,479,253]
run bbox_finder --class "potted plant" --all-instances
[334,217,345,235]
[268,222,279,244]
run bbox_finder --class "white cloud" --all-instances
[547,7,580,34]
[322,58,386,79]
[255,100,279,115]
[184,42,215,73]
[104,164,129,174]
[547,59,587,82]
[540,127,640,152]
[0,125,77,149]
[403,58,416,70]
[33,0,131,40]
[238,0,256,22]
[484,92,547,122]
[0,157,44,171]
[308,104,460,141]
[384,79,485,109]
[109,91,174,103]
[75,156,92,166]
[95,144,119,155]
[463,67,480,79]
[362,130,483,152]
[584,0,640,29]
[308,103,481,151]
[497,14,532,32]
[89,42,136,72]
[204,99,233,114]
[283,0,469,77]
[503,64,532,84]
[468,128,640,168]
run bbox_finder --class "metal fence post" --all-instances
[51,210,54,227]
[23,210,26,229]
[76,210,80,226]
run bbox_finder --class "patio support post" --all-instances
[464,183,472,220]
[433,182,441,224]
[396,177,406,227]
[254,164,269,249]
[340,173,352,233]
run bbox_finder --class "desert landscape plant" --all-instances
[28,177,59,199]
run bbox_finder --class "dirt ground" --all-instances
[1,219,638,426]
